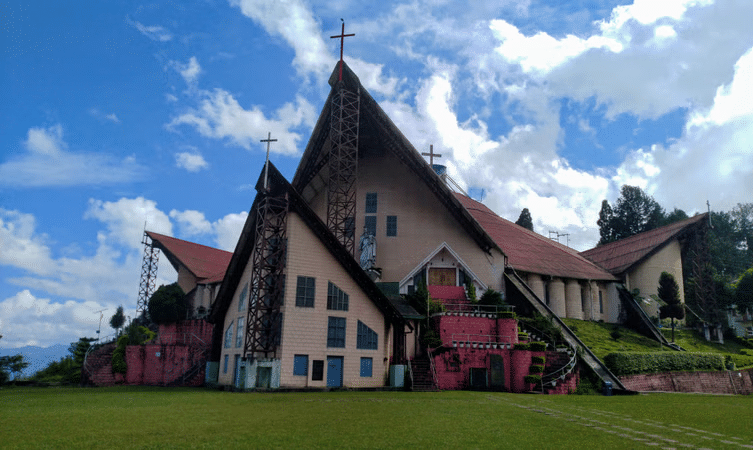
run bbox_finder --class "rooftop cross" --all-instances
[261,132,277,190]
[421,145,443,166]
[330,19,355,81]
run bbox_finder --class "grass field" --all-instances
[1,387,752,449]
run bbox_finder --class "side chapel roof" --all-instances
[579,213,708,275]
[209,162,409,327]
[454,194,617,281]
[145,231,232,284]
[291,61,501,257]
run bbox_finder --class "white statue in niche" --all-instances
[359,226,376,270]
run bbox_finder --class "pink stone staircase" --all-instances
[83,342,123,386]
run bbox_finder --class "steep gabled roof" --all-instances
[454,194,617,281]
[145,231,232,284]
[291,61,501,257]
[580,213,708,275]
[209,162,407,327]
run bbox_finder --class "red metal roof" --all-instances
[146,231,232,283]
[454,194,617,281]
[579,213,708,275]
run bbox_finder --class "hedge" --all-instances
[523,374,541,384]
[529,364,544,374]
[531,356,546,365]
[604,352,725,376]
[513,343,530,350]
[529,342,546,352]
[728,354,753,369]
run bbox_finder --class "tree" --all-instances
[109,305,126,335]
[147,283,186,325]
[734,267,753,313]
[658,272,685,342]
[515,208,534,231]
[598,186,665,245]
[69,337,96,385]
[0,336,29,384]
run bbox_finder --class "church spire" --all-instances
[330,19,355,82]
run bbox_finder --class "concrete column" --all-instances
[583,282,596,320]
[548,278,566,318]
[606,283,620,323]
[527,273,546,302]
[565,279,583,319]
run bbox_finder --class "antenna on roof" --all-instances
[549,231,570,247]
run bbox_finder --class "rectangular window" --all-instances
[386,216,397,237]
[360,357,373,377]
[296,276,316,307]
[312,360,324,381]
[364,216,376,236]
[365,192,377,213]
[599,291,604,314]
[236,317,244,348]
[327,316,346,348]
[223,354,229,374]
[224,322,234,348]
[293,355,308,376]
[327,282,349,311]
[357,320,379,350]
[238,283,248,312]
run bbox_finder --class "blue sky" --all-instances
[2,0,753,349]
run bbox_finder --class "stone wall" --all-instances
[620,369,753,395]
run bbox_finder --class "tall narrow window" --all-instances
[327,317,346,348]
[238,283,248,312]
[365,193,377,213]
[599,291,604,314]
[327,282,349,311]
[223,354,229,374]
[364,216,376,236]
[293,355,308,376]
[235,317,244,348]
[357,320,378,350]
[386,216,397,237]
[360,357,373,377]
[296,276,316,307]
[224,322,234,348]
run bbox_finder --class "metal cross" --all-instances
[261,132,277,190]
[330,19,355,81]
[421,145,442,166]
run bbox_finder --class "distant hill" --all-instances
[0,344,69,379]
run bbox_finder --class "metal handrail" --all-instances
[450,333,514,348]
[433,303,515,315]
[427,349,439,390]
[407,359,414,389]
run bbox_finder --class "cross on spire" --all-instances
[421,145,442,166]
[261,132,277,190]
[330,19,355,81]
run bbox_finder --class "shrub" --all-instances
[529,365,544,374]
[479,288,504,306]
[498,311,516,319]
[513,343,530,350]
[523,374,541,384]
[518,332,529,341]
[531,356,546,365]
[529,342,546,352]
[148,283,187,325]
[421,329,443,349]
[728,353,753,369]
[573,377,598,395]
[111,335,129,375]
[610,328,622,341]
[604,352,725,376]
[466,283,477,304]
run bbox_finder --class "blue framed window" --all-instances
[327,317,346,348]
[223,354,229,374]
[224,322,234,348]
[365,193,377,213]
[386,216,397,237]
[357,320,378,350]
[327,282,349,311]
[296,276,315,307]
[235,317,244,348]
[364,215,376,236]
[238,283,248,312]
[293,355,308,376]
[360,357,373,377]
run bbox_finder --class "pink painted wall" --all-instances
[433,315,518,347]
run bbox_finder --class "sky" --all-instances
[2,0,752,350]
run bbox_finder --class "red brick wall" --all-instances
[620,369,753,394]
[433,315,519,346]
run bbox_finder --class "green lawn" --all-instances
[1,387,752,449]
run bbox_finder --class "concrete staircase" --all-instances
[83,342,121,386]
[410,356,436,391]
[542,350,578,395]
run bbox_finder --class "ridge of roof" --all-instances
[454,193,617,281]
[210,161,407,327]
[291,62,502,258]
[145,231,232,283]
[579,213,708,274]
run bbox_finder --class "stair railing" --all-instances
[407,358,414,390]
[540,342,578,391]
[427,349,439,391]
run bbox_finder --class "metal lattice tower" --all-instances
[136,231,160,313]
[244,191,288,358]
[688,223,718,322]
[327,81,360,255]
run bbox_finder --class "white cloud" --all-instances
[214,212,247,251]
[132,20,172,42]
[167,89,316,155]
[0,125,143,187]
[168,208,247,252]
[171,56,202,85]
[169,210,212,237]
[230,0,331,76]
[175,152,209,172]
[105,113,121,124]
[85,197,173,251]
